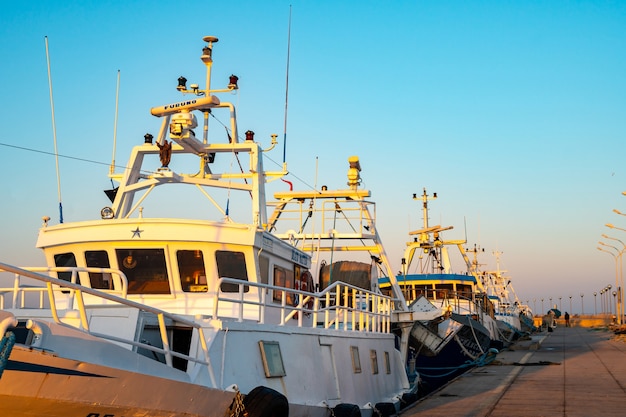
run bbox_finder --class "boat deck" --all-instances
[402,325,626,417]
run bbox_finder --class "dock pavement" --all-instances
[401,324,626,417]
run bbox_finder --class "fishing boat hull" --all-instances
[1,345,237,417]
[408,313,493,392]
[495,314,523,344]
[0,264,411,417]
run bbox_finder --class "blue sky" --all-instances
[1,1,625,314]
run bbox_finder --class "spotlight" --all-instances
[101,207,114,219]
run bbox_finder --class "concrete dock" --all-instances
[402,325,626,416]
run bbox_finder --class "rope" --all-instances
[0,332,16,378]
[466,316,486,355]
[416,348,499,379]
[454,334,477,360]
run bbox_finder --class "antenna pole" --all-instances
[45,36,63,224]
[111,70,120,175]
[282,5,292,169]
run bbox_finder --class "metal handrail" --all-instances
[213,277,393,333]
[0,262,217,387]
[0,266,128,309]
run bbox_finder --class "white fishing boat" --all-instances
[483,252,531,342]
[0,36,416,417]
[378,189,499,391]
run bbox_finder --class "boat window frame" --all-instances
[384,351,391,374]
[258,341,286,378]
[176,249,208,293]
[53,252,77,284]
[370,349,379,375]
[85,250,113,290]
[272,265,295,304]
[216,250,250,293]
[115,248,171,295]
[351,346,362,373]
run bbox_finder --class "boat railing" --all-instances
[401,287,494,318]
[0,262,218,387]
[269,197,376,240]
[0,266,128,309]
[214,277,392,333]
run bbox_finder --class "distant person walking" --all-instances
[565,312,570,327]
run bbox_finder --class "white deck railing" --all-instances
[214,277,392,333]
[0,261,393,383]
[0,262,218,387]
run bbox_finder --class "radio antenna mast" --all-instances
[45,36,64,224]
[282,5,292,169]
[110,70,120,175]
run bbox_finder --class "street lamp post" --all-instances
[541,298,544,315]
[594,292,597,315]
[613,207,626,314]
[598,242,623,324]
[601,289,605,314]
[600,233,625,324]
[580,293,584,315]
[559,296,562,312]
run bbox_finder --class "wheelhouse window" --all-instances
[259,255,269,285]
[116,249,170,294]
[272,266,295,304]
[216,250,249,293]
[85,250,112,289]
[434,283,454,300]
[54,252,76,284]
[457,284,473,299]
[177,250,207,293]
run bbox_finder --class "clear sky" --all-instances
[1,1,625,315]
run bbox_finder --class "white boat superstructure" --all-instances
[0,36,415,417]
[383,189,499,342]
[266,157,442,388]
[377,189,502,390]
[484,252,525,341]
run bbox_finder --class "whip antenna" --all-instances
[45,36,64,224]
[282,5,292,168]
[110,70,120,175]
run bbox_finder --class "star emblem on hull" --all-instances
[131,227,144,238]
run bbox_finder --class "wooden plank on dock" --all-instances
[402,325,626,417]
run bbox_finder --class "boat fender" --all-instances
[400,393,418,409]
[332,403,361,417]
[373,402,396,417]
[242,386,288,417]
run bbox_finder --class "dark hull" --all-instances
[410,314,493,393]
